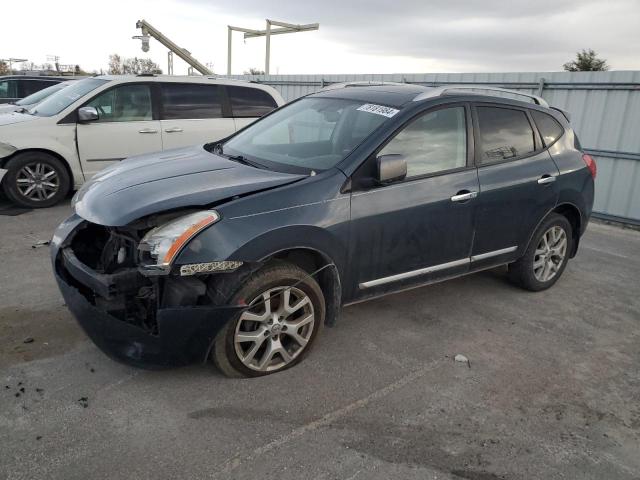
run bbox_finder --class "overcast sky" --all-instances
[3,0,639,75]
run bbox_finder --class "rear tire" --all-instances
[2,152,70,208]
[508,213,573,291]
[210,262,325,378]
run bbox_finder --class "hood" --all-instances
[0,111,39,126]
[74,145,305,226]
[0,104,21,115]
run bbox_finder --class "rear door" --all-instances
[470,103,559,266]
[159,82,233,148]
[349,104,479,298]
[77,83,162,178]
[227,85,279,131]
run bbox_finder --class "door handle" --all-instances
[451,190,478,202]
[138,128,158,134]
[164,127,183,133]
[537,175,556,185]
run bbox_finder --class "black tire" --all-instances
[2,151,71,208]
[508,213,573,292]
[211,262,325,378]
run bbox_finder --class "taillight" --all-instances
[582,154,597,179]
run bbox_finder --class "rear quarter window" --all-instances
[531,110,564,147]
[227,86,278,118]
[476,106,535,163]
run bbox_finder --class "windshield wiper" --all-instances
[226,154,267,169]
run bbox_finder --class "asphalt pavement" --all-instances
[1,201,639,480]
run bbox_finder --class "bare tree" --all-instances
[563,49,609,72]
[108,54,123,75]
[108,54,162,75]
[244,67,265,75]
[0,61,9,75]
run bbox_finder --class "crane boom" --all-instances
[135,19,212,75]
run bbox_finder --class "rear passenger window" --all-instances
[227,86,277,117]
[161,83,221,119]
[531,110,564,146]
[476,107,535,163]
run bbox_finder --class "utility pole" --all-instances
[0,58,27,73]
[227,19,319,75]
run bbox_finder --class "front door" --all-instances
[349,105,479,298]
[471,104,559,266]
[77,83,162,178]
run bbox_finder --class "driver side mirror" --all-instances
[78,106,99,123]
[376,154,407,184]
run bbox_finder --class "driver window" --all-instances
[86,85,152,122]
[379,106,467,178]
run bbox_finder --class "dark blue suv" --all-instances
[51,84,596,376]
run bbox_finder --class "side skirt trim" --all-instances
[358,246,517,289]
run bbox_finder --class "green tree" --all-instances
[563,49,609,72]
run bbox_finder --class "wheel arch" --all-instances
[1,148,75,193]
[262,247,342,326]
[522,202,582,259]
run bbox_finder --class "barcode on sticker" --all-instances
[356,104,399,118]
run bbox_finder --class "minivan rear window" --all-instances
[161,83,222,120]
[477,107,535,163]
[227,86,278,118]
[531,110,564,147]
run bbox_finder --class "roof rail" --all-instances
[413,85,548,107]
[320,81,407,91]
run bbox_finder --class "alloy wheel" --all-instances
[533,226,567,282]
[16,162,60,201]
[234,286,315,372]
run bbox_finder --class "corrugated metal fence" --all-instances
[224,71,640,224]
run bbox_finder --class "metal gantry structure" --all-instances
[133,19,213,75]
[227,19,319,75]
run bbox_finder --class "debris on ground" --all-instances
[31,240,50,249]
[77,397,89,408]
[454,354,471,368]
[23,337,34,344]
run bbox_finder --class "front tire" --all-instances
[508,213,573,291]
[211,262,325,377]
[2,152,70,208]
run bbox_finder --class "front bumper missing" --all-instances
[55,272,241,368]
[52,219,243,368]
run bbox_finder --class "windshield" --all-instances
[15,83,67,106]
[30,78,109,117]
[221,97,392,172]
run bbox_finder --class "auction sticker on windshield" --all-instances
[357,104,399,118]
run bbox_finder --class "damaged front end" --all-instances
[51,214,246,368]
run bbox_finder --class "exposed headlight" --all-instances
[139,210,220,273]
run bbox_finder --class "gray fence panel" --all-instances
[223,71,640,223]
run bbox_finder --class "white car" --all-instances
[0,75,284,207]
